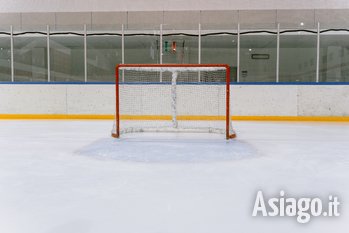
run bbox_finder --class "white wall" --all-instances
[2,8,349,32]
[1,0,349,13]
[1,84,348,116]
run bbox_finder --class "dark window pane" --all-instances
[50,36,84,82]
[87,36,122,82]
[0,36,11,82]
[280,33,317,82]
[14,36,47,82]
[319,33,349,82]
[240,34,277,82]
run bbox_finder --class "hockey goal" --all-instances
[111,64,236,139]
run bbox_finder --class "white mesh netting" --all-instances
[112,65,236,139]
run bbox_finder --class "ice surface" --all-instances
[77,133,258,163]
[0,120,348,233]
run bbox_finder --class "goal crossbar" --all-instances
[118,64,228,72]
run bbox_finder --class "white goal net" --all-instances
[112,64,236,139]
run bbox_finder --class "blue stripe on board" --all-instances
[117,82,349,85]
[0,81,115,85]
[231,82,349,85]
[0,81,349,85]
[120,82,227,85]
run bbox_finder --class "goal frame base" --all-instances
[112,131,236,139]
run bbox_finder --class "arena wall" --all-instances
[1,84,348,119]
[0,0,349,13]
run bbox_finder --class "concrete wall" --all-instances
[3,9,349,31]
[1,0,349,13]
[1,84,348,116]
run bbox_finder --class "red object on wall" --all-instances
[171,41,176,53]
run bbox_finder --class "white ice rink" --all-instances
[0,120,348,233]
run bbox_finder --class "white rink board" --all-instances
[0,84,349,116]
[232,85,298,116]
[297,85,349,116]
[0,85,67,114]
[66,85,115,115]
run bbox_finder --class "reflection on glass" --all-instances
[279,33,317,82]
[162,35,198,64]
[87,36,122,82]
[124,34,160,82]
[124,35,159,64]
[14,36,47,82]
[4,25,349,84]
[201,34,237,82]
[320,34,349,82]
[158,34,198,82]
[0,36,11,81]
[240,34,277,82]
[50,36,84,82]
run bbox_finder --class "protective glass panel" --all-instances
[319,33,349,82]
[87,35,122,82]
[50,36,84,82]
[0,36,11,82]
[14,36,47,82]
[279,33,317,82]
[240,34,277,82]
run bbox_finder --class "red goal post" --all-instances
[112,64,236,139]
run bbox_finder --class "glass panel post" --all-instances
[10,25,14,82]
[84,24,87,82]
[198,23,201,82]
[237,23,240,83]
[276,23,280,82]
[316,22,320,83]
[47,25,51,82]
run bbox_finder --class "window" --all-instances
[50,35,84,82]
[87,35,122,82]
[279,33,317,82]
[162,34,198,64]
[201,34,237,82]
[0,35,11,82]
[319,33,349,82]
[124,34,159,64]
[240,34,277,82]
[124,33,160,82]
[14,36,47,82]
